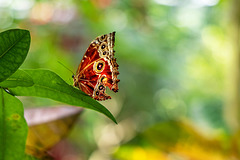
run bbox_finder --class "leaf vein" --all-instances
[0,31,28,59]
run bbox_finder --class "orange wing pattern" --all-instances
[73,32,119,101]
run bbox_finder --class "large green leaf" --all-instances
[0,88,28,160]
[9,69,117,123]
[0,69,34,88]
[0,29,31,82]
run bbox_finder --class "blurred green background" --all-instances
[1,0,240,159]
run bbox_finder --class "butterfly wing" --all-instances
[73,32,119,101]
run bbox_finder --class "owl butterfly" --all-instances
[73,32,119,101]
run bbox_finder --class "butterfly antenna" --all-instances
[57,61,75,76]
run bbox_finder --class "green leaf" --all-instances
[0,29,31,82]
[0,88,28,160]
[9,69,117,124]
[0,69,34,88]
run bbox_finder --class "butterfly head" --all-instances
[72,74,78,88]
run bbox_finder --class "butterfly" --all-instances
[73,32,119,101]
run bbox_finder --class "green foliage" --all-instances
[0,69,34,88]
[0,88,28,160]
[0,28,117,159]
[0,29,30,82]
[9,69,117,123]
[0,0,235,159]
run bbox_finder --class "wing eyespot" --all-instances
[100,42,107,51]
[99,42,108,57]
[97,62,103,70]
[98,85,104,90]
[96,91,99,95]
[101,44,105,49]
[93,60,105,73]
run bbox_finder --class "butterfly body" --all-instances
[73,32,119,101]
